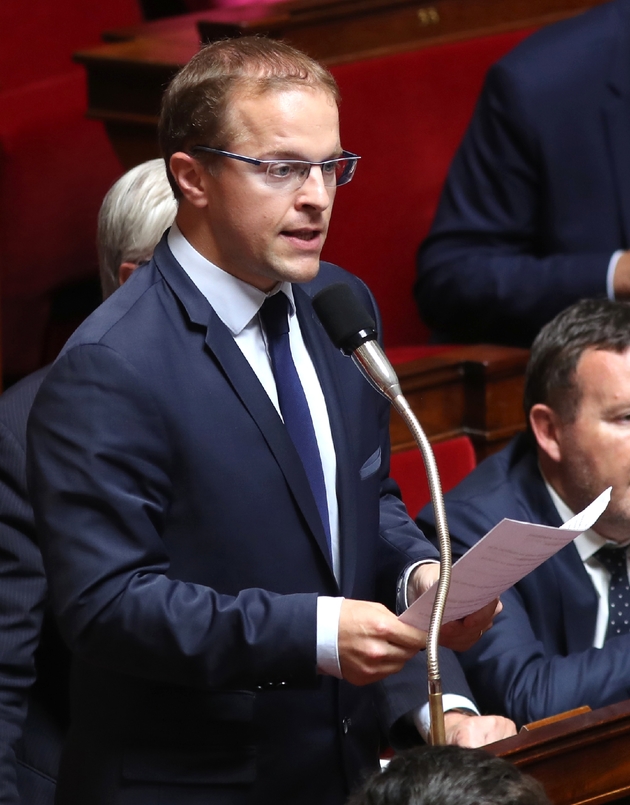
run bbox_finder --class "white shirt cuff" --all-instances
[396,559,439,614]
[413,694,480,741]
[316,596,344,678]
[607,250,624,300]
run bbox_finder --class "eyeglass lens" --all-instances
[265,157,357,189]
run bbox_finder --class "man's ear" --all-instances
[169,152,210,208]
[118,261,138,287]
[529,403,563,463]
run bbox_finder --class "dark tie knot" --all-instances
[595,545,628,575]
[260,292,290,338]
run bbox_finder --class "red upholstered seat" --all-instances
[390,436,476,519]
[322,30,534,353]
[0,0,142,378]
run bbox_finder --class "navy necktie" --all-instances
[259,293,331,554]
[595,545,630,639]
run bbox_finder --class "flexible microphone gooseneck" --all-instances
[313,282,452,746]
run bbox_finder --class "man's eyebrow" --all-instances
[260,149,344,161]
[602,401,630,418]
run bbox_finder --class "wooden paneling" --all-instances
[489,700,630,805]
[74,0,607,170]
[390,345,528,459]
[197,0,609,65]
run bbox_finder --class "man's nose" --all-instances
[296,165,333,210]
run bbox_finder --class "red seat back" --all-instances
[390,435,476,519]
[0,0,142,92]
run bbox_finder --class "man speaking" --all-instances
[27,38,502,804]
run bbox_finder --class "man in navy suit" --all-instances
[26,38,506,805]
[0,159,177,805]
[417,297,630,728]
[415,0,630,348]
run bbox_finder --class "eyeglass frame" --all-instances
[189,145,360,189]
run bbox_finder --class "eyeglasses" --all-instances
[190,146,360,191]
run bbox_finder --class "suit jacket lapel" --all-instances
[204,314,336,580]
[514,443,598,652]
[602,5,630,248]
[155,242,335,581]
[294,285,357,595]
[557,544,599,653]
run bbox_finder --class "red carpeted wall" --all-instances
[323,29,534,351]
[0,1,142,378]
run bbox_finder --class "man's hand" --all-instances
[438,598,502,652]
[338,599,427,686]
[407,564,502,652]
[444,711,516,747]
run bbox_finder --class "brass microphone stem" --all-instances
[351,342,452,746]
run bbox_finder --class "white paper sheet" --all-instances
[400,487,612,631]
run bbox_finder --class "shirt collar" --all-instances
[167,221,295,335]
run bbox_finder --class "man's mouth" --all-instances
[282,228,321,241]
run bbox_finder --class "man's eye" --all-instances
[268,162,294,179]
[322,161,338,176]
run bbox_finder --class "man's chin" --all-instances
[594,508,630,543]
[277,256,322,285]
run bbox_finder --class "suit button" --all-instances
[342,717,352,735]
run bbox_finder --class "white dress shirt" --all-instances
[167,223,343,677]
[607,250,625,300]
[545,480,630,648]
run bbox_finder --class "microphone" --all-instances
[311,283,403,403]
[313,282,452,746]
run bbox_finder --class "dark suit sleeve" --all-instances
[377,647,475,749]
[0,419,46,805]
[415,62,610,347]
[418,497,630,728]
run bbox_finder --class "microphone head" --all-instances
[312,283,377,354]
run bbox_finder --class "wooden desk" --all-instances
[489,700,630,805]
[391,345,528,460]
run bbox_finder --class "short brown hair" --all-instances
[524,297,630,423]
[158,36,341,196]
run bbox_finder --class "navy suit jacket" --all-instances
[417,433,630,728]
[26,238,462,805]
[0,366,69,805]
[415,0,630,347]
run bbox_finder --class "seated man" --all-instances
[415,0,630,348]
[417,297,630,727]
[347,746,549,805]
[0,158,177,805]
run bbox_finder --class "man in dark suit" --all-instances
[417,297,630,728]
[26,38,506,805]
[415,0,630,348]
[0,159,178,805]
